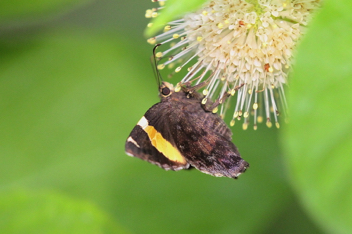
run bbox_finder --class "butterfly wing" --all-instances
[125,103,190,171]
[125,88,248,178]
[169,97,249,178]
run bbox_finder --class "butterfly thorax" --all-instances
[159,81,212,112]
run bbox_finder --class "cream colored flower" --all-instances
[146,0,321,129]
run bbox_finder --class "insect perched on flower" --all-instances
[146,0,321,130]
[125,45,249,179]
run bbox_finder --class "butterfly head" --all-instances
[159,82,174,98]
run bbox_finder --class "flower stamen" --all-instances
[146,0,321,129]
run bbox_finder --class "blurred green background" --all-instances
[1,0,351,233]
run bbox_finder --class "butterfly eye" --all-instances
[161,87,170,96]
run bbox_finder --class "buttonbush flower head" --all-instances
[146,0,321,130]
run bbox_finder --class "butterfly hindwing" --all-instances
[166,92,248,178]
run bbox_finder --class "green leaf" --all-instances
[283,1,352,233]
[0,190,128,234]
[0,0,92,24]
[145,0,208,37]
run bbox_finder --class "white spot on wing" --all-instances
[127,136,140,148]
[137,116,149,130]
[125,151,134,157]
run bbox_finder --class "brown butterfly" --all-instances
[125,45,249,179]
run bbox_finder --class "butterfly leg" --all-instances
[202,84,245,112]
[182,80,209,92]
[180,61,222,93]
[202,92,230,112]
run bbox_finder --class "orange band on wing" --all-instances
[144,125,187,164]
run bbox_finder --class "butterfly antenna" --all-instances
[151,44,163,88]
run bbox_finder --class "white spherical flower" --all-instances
[146,0,321,129]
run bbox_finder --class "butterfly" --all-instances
[125,45,249,179]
